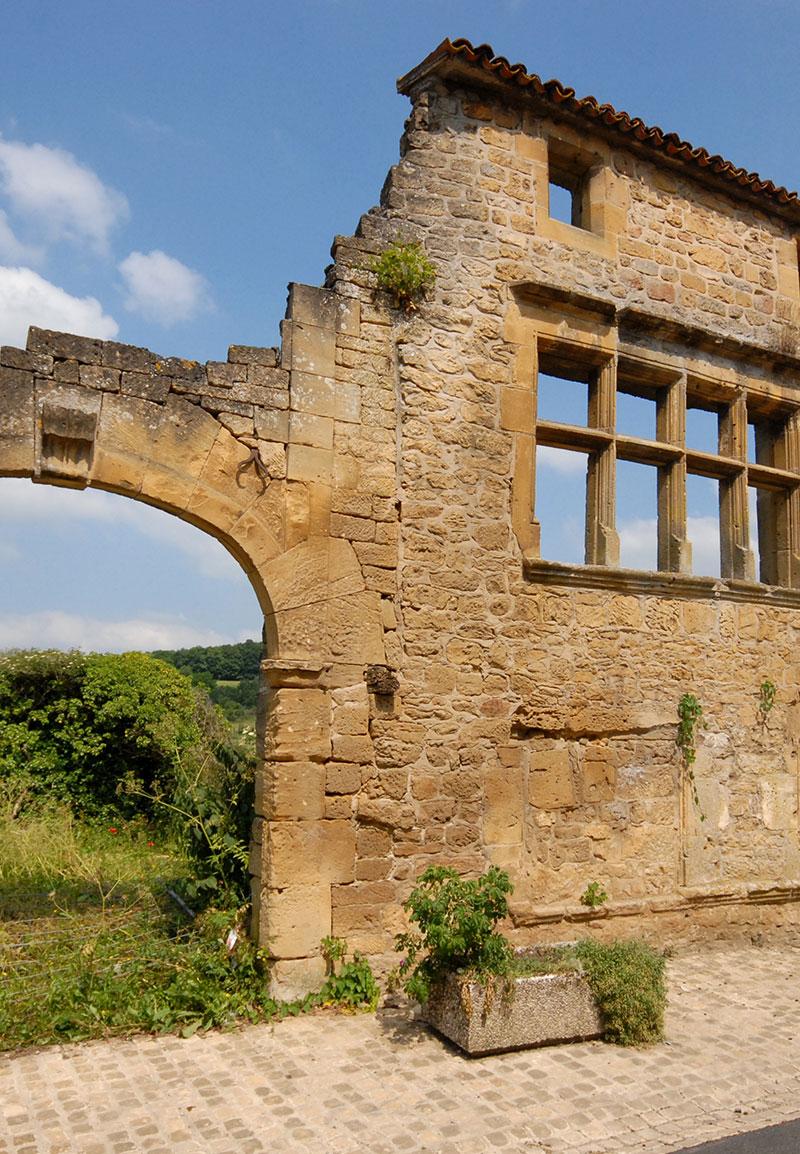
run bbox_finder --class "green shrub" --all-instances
[575,938,667,1045]
[395,865,513,1003]
[369,242,436,312]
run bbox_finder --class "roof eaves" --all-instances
[397,38,800,221]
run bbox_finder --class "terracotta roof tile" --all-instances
[398,38,799,219]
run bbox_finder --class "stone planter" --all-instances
[423,969,603,1056]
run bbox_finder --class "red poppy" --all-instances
[108,827,118,834]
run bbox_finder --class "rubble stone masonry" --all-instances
[2,42,800,994]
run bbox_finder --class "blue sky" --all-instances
[0,1,798,650]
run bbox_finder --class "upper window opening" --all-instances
[686,405,720,455]
[547,139,591,232]
[616,387,657,441]
[536,369,589,427]
[548,180,575,226]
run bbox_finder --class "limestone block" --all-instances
[326,761,362,794]
[121,371,171,403]
[289,411,334,450]
[151,396,220,483]
[291,371,337,418]
[287,443,333,484]
[0,368,34,474]
[332,699,370,736]
[327,592,385,665]
[356,825,391,856]
[0,347,53,373]
[289,321,336,378]
[579,746,618,803]
[27,327,103,363]
[186,484,245,537]
[198,427,267,509]
[760,775,797,831]
[263,537,364,614]
[483,767,524,845]
[254,406,289,443]
[90,449,146,496]
[267,819,356,887]
[35,384,101,485]
[228,345,279,367]
[267,761,326,820]
[268,955,327,1001]
[500,386,534,433]
[288,283,339,329]
[331,734,374,764]
[262,884,331,957]
[266,686,330,762]
[528,748,576,810]
[227,509,283,573]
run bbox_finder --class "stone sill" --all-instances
[522,555,800,609]
[510,880,800,928]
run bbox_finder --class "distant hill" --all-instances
[151,639,262,681]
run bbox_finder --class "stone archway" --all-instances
[0,281,393,997]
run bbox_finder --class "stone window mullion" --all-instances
[585,358,619,566]
[657,374,691,573]
[718,393,755,580]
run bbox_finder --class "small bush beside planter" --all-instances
[394,866,666,1056]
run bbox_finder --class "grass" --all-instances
[0,806,284,1049]
[0,804,381,1050]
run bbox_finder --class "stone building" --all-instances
[1,38,800,995]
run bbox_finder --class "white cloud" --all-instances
[0,209,42,264]
[536,445,587,475]
[0,137,128,254]
[0,540,21,564]
[618,517,658,571]
[687,515,721,578]
[0,479,245,583]
[619,514,722,576]
[119,249,211,325]
[0,610,229,653]
[0,266,118,347]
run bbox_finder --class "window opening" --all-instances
[535,445,588,565]
[748,486,763,583]
[548,180,575,226]
[616,386,657,441]
[536,369,589,427]
[686,473,721,578]
[547,139,590,231]
[685,405,719,455]
[616,459,658,571]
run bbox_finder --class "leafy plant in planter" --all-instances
[394,865,514,1003]
[395,865,667,1051]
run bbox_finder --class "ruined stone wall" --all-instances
[321,75,800,959]
[3,65,800,988]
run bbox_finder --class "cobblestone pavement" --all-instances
[2,945,800,1154]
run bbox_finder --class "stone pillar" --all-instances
[657,374,691,573]
[253,659,357,1001]
[719,393,755,580]
[586,358,619,566]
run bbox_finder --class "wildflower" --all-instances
[108,827,118,834]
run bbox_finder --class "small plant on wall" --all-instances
[369,241,436,312]
[580,881,609,910]
[758,678,777,724]
[677,693,704,820]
